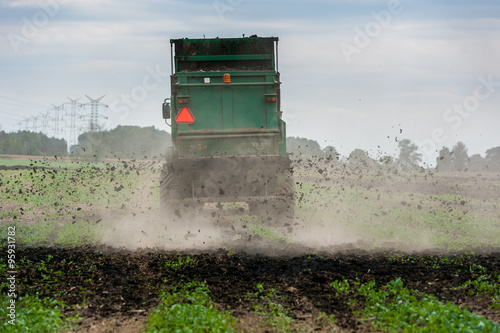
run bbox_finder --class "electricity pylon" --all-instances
[64,97,84,148]
[38,112,50,135]
[48,104,65,138]
[82,95,108,132]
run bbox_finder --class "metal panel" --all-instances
[177,135,278,157]
[171,37,277,72]
[185,85,223,131]
[222,86,233,130]
[177,54,273,61]
[231,85,267,129]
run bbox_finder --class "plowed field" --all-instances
[10,245,500,332]
[1,158,500,332]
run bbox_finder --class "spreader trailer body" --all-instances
[161,36,294,221]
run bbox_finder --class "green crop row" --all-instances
[147,281,236,333]
[331,277,500,332]
[163,255,197,271]
[245,283,295,332]
[461,274,500,309]
[388,253,488,272]
[149,255,236,332]
[0,295,80,333]
[0,256,80,333]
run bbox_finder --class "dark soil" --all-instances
[2,159,500,331]
[9,245,500,332]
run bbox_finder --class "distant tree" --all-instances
[485,146,500,161]
[450,142,468,171]
[76,132,106,161]
[0,131,67,156]
[468,154,485,172]
[0,130,6,151]
[287,137,324,157]
[379,155,395,169]
[323,145,339,161]
[74,126,171,160]
[348,148,377,170]
[485,146,500,172]
[349,148,368,160]
[436,147,453,172]
[397,139,422,170]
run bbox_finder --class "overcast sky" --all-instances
[1,0,499,165]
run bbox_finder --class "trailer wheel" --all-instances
[248,169,295,229]
[161,165,201,227]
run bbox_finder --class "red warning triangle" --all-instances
[175,107,195,124]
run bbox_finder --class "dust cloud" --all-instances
[100,204,233,251]
[93,156,500,254]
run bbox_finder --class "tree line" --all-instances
[0,126,172,160]
[72,125,172,160]
[1,130,499,171]
[435,142,500,172]
[0,130,67,156]
[287,137,500,172]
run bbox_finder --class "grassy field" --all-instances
[1,157,500,332]
[291,161,500,250]
[2,158,499,251]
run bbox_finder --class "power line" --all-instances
[0,110,24,118]
[3,94,109,147]
[0,100,42,109]
[0,115,21,121]
[0,94,47,107]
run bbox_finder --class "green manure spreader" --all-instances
[161,36,294,225]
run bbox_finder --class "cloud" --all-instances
[0,0,499,166]
[0,0,41,8]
